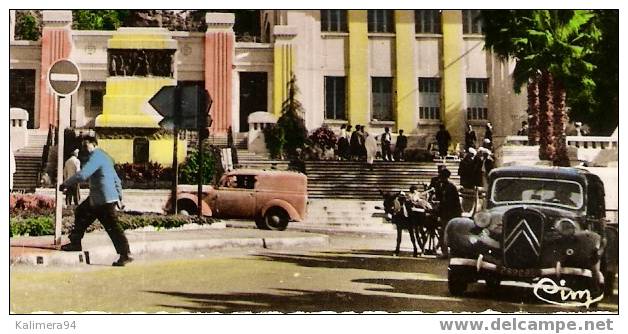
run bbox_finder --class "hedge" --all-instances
[9,213,215,237]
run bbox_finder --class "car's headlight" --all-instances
[475,211,491,228]
[554,218,578,236]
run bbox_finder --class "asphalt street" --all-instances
[10,232,618,313]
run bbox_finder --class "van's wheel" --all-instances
[177,200,198,216]
[448,266,469,296]
[264,207,290,231]
[255,217,269,230]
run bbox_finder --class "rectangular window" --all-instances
[368,10,395,33]
[9,69,36,128]
[321,10,347,32]
[418,78,441,120]
[324,76,346,120]
[466,78,489,120]
[415,10,441,34]
[462,10,483,34]
[371,77,393,121]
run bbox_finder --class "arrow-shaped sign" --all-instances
[149,85,212,130]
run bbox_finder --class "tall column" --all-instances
[394,10,417,133]
[205,13,235,134]
[38,10,72,130]
[272,26,297,117]
[347,10,369,127]
[441,10,465,144]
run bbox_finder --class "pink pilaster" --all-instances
[38,11,72,130]
[204,13,235,134]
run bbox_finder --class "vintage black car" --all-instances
[445,166,618,300]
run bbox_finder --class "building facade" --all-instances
[9,10,527,155]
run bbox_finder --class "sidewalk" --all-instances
[10,224,329,267]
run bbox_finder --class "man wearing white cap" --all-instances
[63,149,82,206]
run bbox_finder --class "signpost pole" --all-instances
[54,95,64,246]
[197,87,204,218]
[172,86,181,214]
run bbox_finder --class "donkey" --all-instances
[379,191,421,257]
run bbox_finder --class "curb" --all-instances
[10,235,329,267]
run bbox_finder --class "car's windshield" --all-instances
[491,177,584,209]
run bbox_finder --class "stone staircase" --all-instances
[235,150,291,171]
[186,132,247,151]
[291,199,395,234]
[304,160,461,200]
[12,132,48,192]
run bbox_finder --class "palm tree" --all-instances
[481,10,600,165]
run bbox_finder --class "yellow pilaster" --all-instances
[442,10,465,144]
[272,26,297,117]
[394,10,417,133]
[347,10,369,127]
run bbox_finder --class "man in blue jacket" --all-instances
[59,136,132,266]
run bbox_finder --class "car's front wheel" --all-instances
[448,266,469,296]
[263,207,290,231]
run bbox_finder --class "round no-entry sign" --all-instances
[48,59,81,96]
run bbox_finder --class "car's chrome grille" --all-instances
[502,208,545,269]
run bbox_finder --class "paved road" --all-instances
[10,233,618,313]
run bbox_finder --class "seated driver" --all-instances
[551,187,577,206]
[225,175,237,188]
[407,185,433,211]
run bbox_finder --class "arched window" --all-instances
[133,137,149,164]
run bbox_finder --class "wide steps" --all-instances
[304,160,460,199]
[12,153,42,192]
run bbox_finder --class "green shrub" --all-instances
[15,11,41,41]
[10,213,215,237]
[179,148,216,185]
[10,216,55,237]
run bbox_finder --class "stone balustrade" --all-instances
[504,135,618,149]
[247,111,277,154]
[502,134,618,167]
[10,108,29,151]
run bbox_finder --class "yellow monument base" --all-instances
[98,137,186,167]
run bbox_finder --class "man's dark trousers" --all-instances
[382,143,392,161]
[69,196,130,256]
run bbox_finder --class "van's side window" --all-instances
[235,175,256,189]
